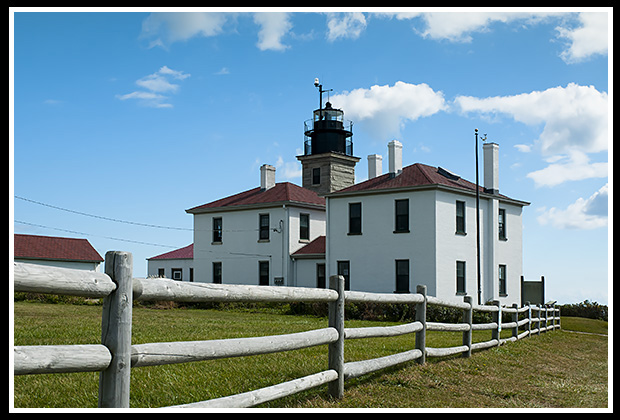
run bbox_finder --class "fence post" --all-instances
[462,295,473,358]
[526,301,531,338]
[511,303,518,339]
[492,300,501,345]
[415,285,427,365]
[328,274,345,399]
[99,251,133,408]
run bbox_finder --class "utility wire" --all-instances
[15,195,192,231]
[15,195,267,234]
[15,220,179,248]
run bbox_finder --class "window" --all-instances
[498,208,507,240]
[171,268,182,281]
[259,261,269,285]
[312,167,321,185]
[394,199,409,233]
[213,262,222,284]
[337,261,351,291]
[456,201,466,234]
[456,261,466,294]
[499,265,507,296]
[348,203,362,235]
[259,214,270,241]
[300,213,310,240]
[316,263,326,289]
[213,217,222,243]
[395,259,410,293]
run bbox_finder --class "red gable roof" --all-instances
[330,163,527,205]
[186,182,325,214]
[148,243,193,260]
[14,234,103,262]
[334,163,479,194]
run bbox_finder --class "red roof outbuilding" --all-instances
[14,234,103,262]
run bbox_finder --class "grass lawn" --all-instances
[12,302,608,409]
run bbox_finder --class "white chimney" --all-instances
[367,154,382,179]
[260,164,276,190]
[388,140,402,176]
[483,142,499,194]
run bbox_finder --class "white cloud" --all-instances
[556,12,608,63]
[526,150,608,188]
[326,12,367,41]
[380,11,561,43]
[140,12,227,48]
[116,66,190,108]
[537,183,608,229]
[377,11,608,63]
[455,83,608,187]
[140,12,294,52]
[253,12,293,51]
[330,81,447,140]
[454,83,608,155]
[514,144,532,153]
[136,68,187,94]
[275,156,302,180]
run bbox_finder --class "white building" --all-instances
[185,164,326,287]
[325,140,529,306]
[147,243,194,281]
[149,91,529,306]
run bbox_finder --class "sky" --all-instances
[10,8,611,305]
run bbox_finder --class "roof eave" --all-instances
[327,183,530,207]
[186,200,325,215]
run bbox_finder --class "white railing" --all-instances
[13,251,560,408]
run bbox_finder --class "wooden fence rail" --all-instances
[13,251,561,408]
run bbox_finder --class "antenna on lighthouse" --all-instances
[313,77,332,118]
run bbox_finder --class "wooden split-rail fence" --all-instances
[13,251,561,408]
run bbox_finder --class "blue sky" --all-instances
[10,8,610,304]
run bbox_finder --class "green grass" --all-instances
[13,302,608,409]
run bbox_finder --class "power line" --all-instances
[15,195,192,231]
[14,195,267,234]
[15,220,179,248]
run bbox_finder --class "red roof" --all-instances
[148,243,193,260]
[14,234,103,262]
[292,236,325,256]
[331,163,526,204]
[186,182,325,213]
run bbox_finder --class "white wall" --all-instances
[147,258,193,281]
[495,202,523,306]
[193,205,325,286]
[327,189,437,294]
[328,188,525,305]
[14,258,101,272]
[293,258,326,288]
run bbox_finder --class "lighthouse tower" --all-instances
[297,79,360,196]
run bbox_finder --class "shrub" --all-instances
[558,300,608,321]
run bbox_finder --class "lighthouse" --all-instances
[297,79,360,196]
